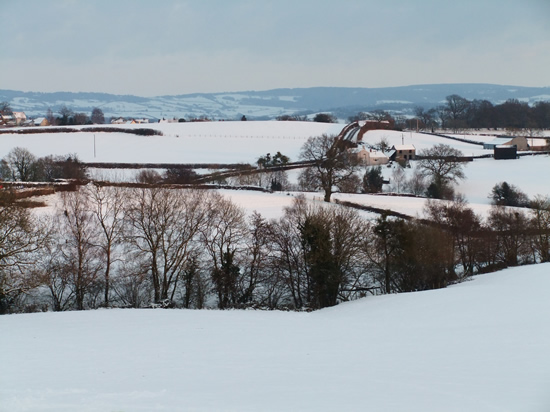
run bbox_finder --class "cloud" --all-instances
[1,0,549,95]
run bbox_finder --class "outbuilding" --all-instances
[494,145,517,160]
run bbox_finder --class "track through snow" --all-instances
[2,264,550,411]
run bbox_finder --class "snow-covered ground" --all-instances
[4,121,547,220]
[2,263,549,412]
[3,120,550,411]
[0,122,499,164]
[457,155,550,204]
[362,129,491,156]
[0,121,344,164]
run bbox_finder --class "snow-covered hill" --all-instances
[2,84,550,120]
[0,121,343,164]
[2,263,549,412]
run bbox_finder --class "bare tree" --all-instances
[414,106,438,131]
[0,191,50,313]
[271,196,370,309]
[179,253,209,309]
[373,136,390,153]
[0,101,12,114]
[112,259,151,308]
[58,189,102,310]
[424,197,483,278]
[58,105,74,125]
[269,197,310,309]
[238,212,274,306]
[443,94,470,131]
[299,134,361,202]
[297,166,320,192]
[367,214,455,293]
[73,112,89,125]
[91,107,105,124]
[86,184,126,306]
[125,188,208,304]
[46,108,55,125]
[365,213,406,294]
[2,147,38,181]
[136,169,163,184]
[418,144,466,199]
[487,206,531,267]
[530,195,550,263]
[201,192,248,309]
[404,165,427,196]
[37,222,74,312]
[390,166,406,193]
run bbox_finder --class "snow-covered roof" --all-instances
[369,151,388,159]
[528,138,549,147]
[392,144,416,151]
[357,120,390,127]
[488,137,514,144]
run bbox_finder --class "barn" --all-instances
[494,145,517,160]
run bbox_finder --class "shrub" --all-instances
[363,166,384,193]
[489,182,529,207]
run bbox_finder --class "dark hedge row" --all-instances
[0,126,162,136]
[84,162,254,170]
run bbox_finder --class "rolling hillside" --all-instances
[1,263,549,412]
[2,84,550,120]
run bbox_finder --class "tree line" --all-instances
[347,95,550,133]
[46,106,106,126]
[1,134,549,314]
[1,183,549,314]
[429,95,550,132]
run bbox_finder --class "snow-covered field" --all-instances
[2,263,549,412]
[2,121,550,411]
[3,121,549,220]
[0,121,344,164]
[0,122,500,164]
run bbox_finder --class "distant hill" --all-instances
[1,84,549,121]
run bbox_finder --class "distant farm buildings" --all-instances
[389,144,416,161]
[1,111,28,127]
[110,117,150,125]
[1,111,50,127]
[494,145,518,160]
[33,117,50,127]
[356,147,389,166]
[483,136,550,151]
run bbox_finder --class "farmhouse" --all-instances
[355,146,389,166]
[12,111,27,126]
[389,144,416,161]
[0,113,15,126]
[33,117,50,127]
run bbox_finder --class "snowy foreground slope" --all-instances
[2,264,550,412]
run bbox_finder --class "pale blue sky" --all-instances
[1,0,549,96]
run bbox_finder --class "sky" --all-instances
[1,0,549,97]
